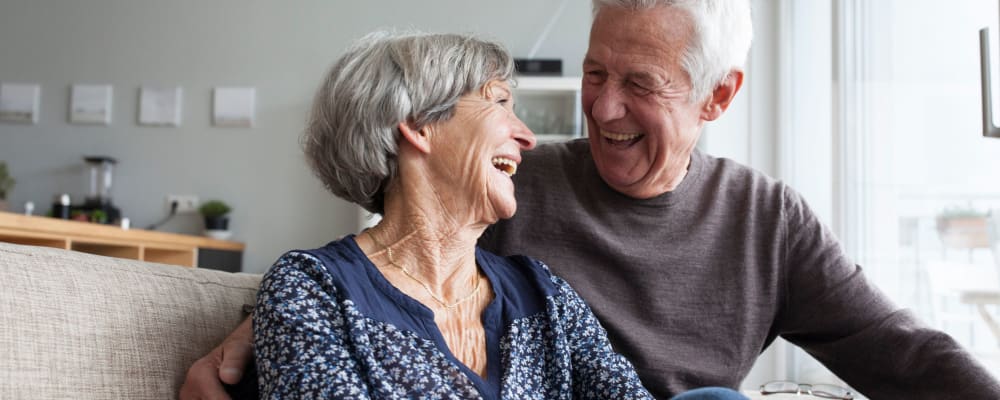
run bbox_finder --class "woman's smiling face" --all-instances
[425,80,536,223]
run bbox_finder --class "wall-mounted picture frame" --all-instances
[0,83,41,124]
[213,87,255,128]
[139,86,182,127]
[70,84,113,125]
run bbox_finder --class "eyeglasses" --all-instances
[760,381,855,399]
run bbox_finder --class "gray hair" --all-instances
[303,31,514,214]
[592,0,753,103]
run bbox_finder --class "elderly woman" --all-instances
[252,30,653,399]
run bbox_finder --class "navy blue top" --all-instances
[253,235,652,399]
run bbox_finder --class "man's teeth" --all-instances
[491,157,517,177]
[601,131,643,141]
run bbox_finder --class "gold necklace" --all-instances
[367,232,483,310]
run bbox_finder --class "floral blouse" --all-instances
[253,235,653,399]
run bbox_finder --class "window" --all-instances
[783,0,1000,385]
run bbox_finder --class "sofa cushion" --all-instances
[0,242,261,399]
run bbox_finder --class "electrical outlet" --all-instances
[166,195,199,214]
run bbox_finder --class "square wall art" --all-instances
[213,87,255,128]
[0,83,40,124]
[70,84,113,125]
[139,86,182,127]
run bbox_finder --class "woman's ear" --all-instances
[397,120,432,154]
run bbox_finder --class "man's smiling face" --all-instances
[582,5,707,199]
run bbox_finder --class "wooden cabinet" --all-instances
[0,211,243,269]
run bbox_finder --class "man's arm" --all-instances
[178,317,254,400]
[778,188,1000,398]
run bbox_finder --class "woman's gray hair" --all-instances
[303,31,514,214]
[592,0,753,103]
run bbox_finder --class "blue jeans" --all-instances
[671,387,750,400]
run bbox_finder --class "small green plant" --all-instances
[0,161,15,200]
[89,210,107,224]
[199,200,232,218]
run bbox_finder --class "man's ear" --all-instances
[397,121,432,154]
[701,70,744,122]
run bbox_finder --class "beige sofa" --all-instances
[0,242,261,399]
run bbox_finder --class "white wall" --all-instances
[0,0,592,273]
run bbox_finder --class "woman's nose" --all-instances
[513,117,537,150]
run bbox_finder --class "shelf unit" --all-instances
[0,211,244,268]
[513,76,586,143]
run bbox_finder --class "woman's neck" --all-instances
[359,184,486,302]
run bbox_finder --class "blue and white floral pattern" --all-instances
[254,241,653,400]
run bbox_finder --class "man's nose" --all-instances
[589,84,627,123]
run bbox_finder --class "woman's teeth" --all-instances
[601,130,643,141]
[491,157,517,177]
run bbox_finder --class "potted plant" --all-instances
[199,200,232,239]
[936,206,990,249]
[89,209,108,224]
[70,210,89,222]
[0,161,15,212]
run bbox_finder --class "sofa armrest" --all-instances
[0,242,261,399]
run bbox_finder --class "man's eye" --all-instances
[629,81,651,94]
[584,71,606,83]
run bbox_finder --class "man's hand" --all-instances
[179,317,254,400]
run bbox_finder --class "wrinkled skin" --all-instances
[582,5,740,199]
[412,80,532,227]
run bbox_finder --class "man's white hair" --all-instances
[592,0,753,103]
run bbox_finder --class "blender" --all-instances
[75,156,121,224]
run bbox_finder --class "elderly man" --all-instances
[182,0,1000,399]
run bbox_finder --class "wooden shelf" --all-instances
[0,230,69,249]
[0,211,243,268]
[144,245,197,267]
[72,241,142,260]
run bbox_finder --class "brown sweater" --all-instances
[480,139,1000,399]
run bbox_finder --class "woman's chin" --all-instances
[495,208,516,221]
[492,201,517,221]
[478,198,516,224]
[484,180,517,221]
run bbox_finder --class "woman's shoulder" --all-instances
[263,236,367,290]
[265,250,325,281]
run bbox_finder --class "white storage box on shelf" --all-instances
[512,76,585,143]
